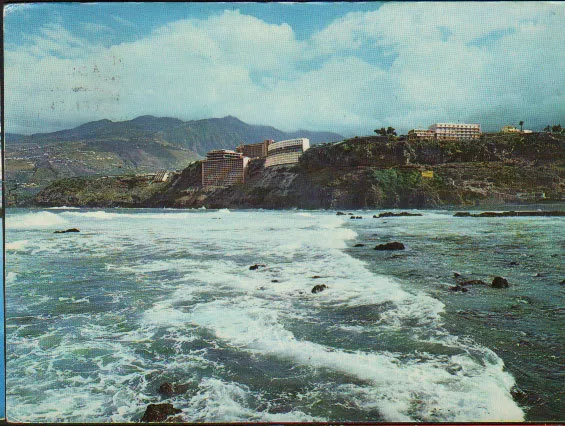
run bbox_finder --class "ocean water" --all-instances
[4,208,563,422]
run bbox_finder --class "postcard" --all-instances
[3,2,565,423]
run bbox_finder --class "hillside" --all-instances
[30,132,565,209]
[5,115,343,204]
[7,115,343,153]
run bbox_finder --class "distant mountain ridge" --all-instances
[6,115,344,156]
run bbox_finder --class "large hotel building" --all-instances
[409,123,481,141]
[236,139,273,159]
[201,150,250,188]
[264,138,310,167]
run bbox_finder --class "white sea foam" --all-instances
[190,298,523,422]
[6,240,29,251]
[6,209,526,422]
[6,272,18,284]
[8,211,68,229]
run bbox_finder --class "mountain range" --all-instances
[6,115,343,155]
[5,115,344,202]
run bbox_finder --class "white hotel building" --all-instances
[264,138,310,167]
[428,123,481,140]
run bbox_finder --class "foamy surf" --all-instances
[6,209,525,422]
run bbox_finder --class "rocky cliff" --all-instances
[30,133,565,209]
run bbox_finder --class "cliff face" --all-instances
[30,133,565,209]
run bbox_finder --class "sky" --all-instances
[4,2,565,137]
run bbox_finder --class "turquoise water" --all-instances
[4,208,563,422]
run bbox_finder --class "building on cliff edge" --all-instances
[236,139,274,159]
[202,150,250,188]
[265,138,310,167]
[409,123,481,141]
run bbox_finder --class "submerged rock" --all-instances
[374,242,405,251]
[560,279,565,285]
[491,276,510,288]
[354,243,365,247]
[336,211,347,216]
[454,212,471,217]
[158,382,189,397]
[311,284,328,294]
[140,403,181,422]
[311,275,323,279]
[459,279,487,286]
[450,285,469,293]
[249,264,266,270]
[271,279,280,283]
[54,228,80,234]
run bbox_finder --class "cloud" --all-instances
[5,3,565,136]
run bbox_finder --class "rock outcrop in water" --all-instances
[140,403,181,422]
[492,276,510,288]
[311,284,328,294]
[27,132,565,209]
[374,242,405,251]
[54,228,80,234]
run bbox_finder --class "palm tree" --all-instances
[519,121,524,132]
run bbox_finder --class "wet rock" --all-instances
[453,272,462,278]
[311,284,328,294]
[491,276,510,288]
[373,215,378,218]
[140,403,181,422]
[257,286,266,291]
[533,272,545,277]
[377,212,423,218]
[249,264,266,270]
[354,243,365,247]
[336,211,346,216]
[560,279,565,285]
[158,382,189,397]
[454,212,471,217]
[54,228,80,234]
[271,279,280,283]
[509,261,520,266]
[450,285,469,293]
[459,279,487,286]
[311,275,323,279]
[374,242,405,251]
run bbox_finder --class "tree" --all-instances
[386,127,397,136]
[544,125,551,132]
[519,120,524,132]
[374,128,387,136]
[552,124,562,133]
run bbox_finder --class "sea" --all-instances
[4,208,564,422]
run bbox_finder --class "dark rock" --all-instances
[374,242,405,251]
[54,228,80,234]
[533,272,544,277]
[454,212,471,217]
[336,211,346,216]
[354,243,365,247]
[509,261,520,266]
[453,272,462,278]
[271,279,280,283]
[450,285,469,293]
[491,276,510,288]
[560,279,565,285]
[356,216,363,219]
[459,279,487,286]
[140,403,181,422]
[249,264,266,270]
[158,382,189,397]
[378,212,423,218]
[311,275,323,279]
[373,215,378,218]
[348,213,354,216]
[311,284,328,294]
[257,286,266,291]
